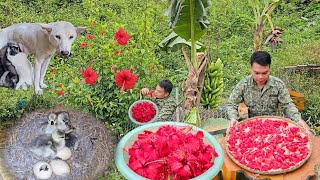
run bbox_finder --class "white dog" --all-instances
[5,43,33,90]
[0,21,86,94]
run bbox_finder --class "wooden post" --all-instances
[176,88,180,122]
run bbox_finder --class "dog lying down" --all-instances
[0,43,33,90]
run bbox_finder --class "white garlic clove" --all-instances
[33,161,52,180]
[50,160,71,176]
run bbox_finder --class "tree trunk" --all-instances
[253,23,264,52]
[182,48,207,124]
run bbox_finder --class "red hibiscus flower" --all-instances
[87,34,93,40]
[115,69,138,92]
[148,90,154,98]
[58,90,64,96]
[115,27,130,45]
[129,156,163,180]
[127,125,217,179]
[114,50,120,55]
[83,66,99,85]
[81,42,86,48]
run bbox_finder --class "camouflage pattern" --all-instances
[227,75,301,122]
[315,164,320,179]
[154,95,177,121]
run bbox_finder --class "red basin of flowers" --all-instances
[129,100,158,125]
[226,116,312,174]
[126,125,219,180]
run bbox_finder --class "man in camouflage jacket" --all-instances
[227,51,309,133]
[141,80,177,121]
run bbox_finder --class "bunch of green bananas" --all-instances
[201,58,224,109]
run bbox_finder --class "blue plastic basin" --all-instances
[115,121,224,180]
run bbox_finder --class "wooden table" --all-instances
[215,135,320,180]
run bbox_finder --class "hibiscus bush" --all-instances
[0,0,185,129]
[45,7,168,134]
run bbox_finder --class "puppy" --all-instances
[5,43,33,90]
[0,44,19,88]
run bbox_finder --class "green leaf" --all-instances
[271,0,282,5]
[158,31,204,52]
[184,107,201,126]
[165,0,211,41]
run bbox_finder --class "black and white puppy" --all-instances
[5,43,34,90]
[0,43,19,88]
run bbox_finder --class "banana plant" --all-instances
[160,0,212,117]
[249,0,284,51]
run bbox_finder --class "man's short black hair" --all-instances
[250,51,271,66]
[159,80,173,94]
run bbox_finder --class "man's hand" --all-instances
[227,118,238,134]
[141,88,149,95]
[297,120,311,134]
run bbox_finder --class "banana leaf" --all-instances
[184,107,201,126]
[158,31,205,52]
[165,0,211,41]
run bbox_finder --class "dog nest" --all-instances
[1,106,117,180]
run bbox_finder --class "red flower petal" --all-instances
[81,42,86,48]
[115,27,130,45]
[87,34,93,40]
[83,66,98,85]
[57,90,64,96]
[115,69,138,90]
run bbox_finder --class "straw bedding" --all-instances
[1,106,117,180]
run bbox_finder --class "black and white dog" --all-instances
[0,43,33,90]
[0,43,19,88]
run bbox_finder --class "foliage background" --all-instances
[0,0,319,178]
